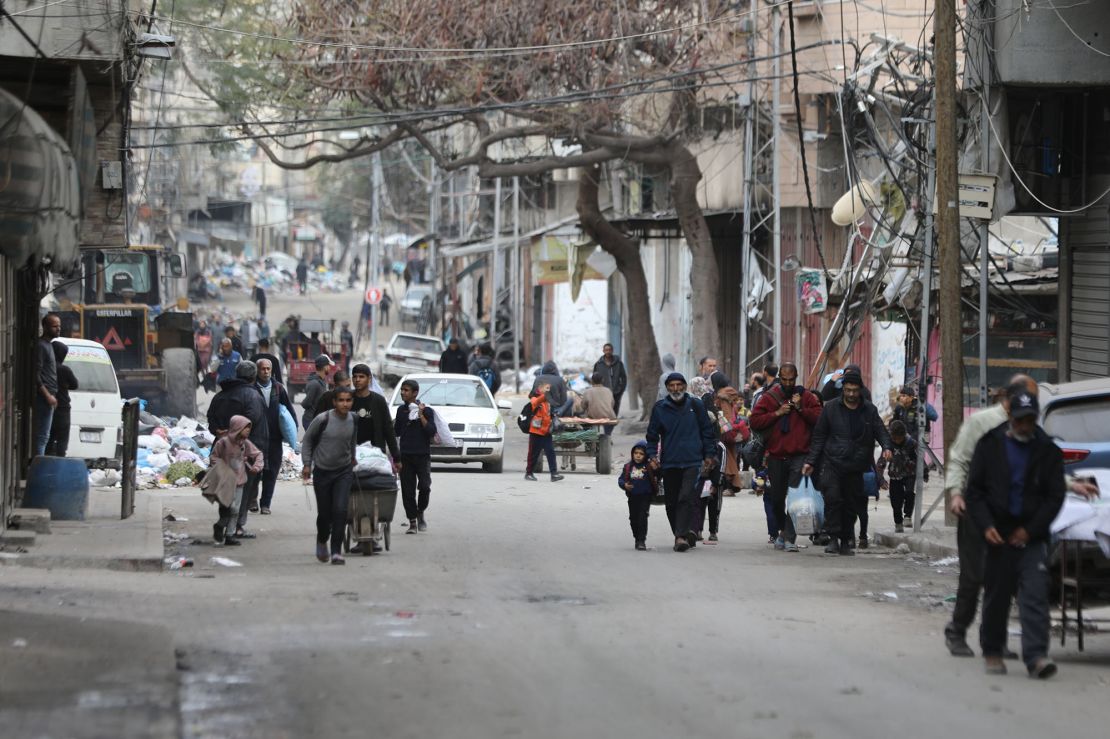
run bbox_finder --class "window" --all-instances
[1043,395,1110,443]
[395,379,492,409]
[105,253,152,295]
[391,335,442,354]
[64,347,120,394]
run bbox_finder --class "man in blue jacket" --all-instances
[646,372,718,552]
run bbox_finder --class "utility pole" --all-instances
[935,0,963,525]
[369,151,383,361]
[738,0,759,377]
[770,3,783,365]
[513,176,522,392]
[490,177,501,345]
[976,1,993,408]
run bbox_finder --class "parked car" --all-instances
[1039,378,1110,473]
[389,373,511,472]
[56,338,124,468]
[379,333,444,386]
[398,284,434,328]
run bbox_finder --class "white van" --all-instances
[56,338,123,467]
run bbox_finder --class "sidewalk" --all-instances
[870,479,959,558]
[1,487,165,571]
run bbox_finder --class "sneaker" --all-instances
[767,535,777,544]
[635,540,647,551]
[839,543,855,556]
[708,532,718,542]
[946,635,975,657]
[418,518,427,532]
[315,543,328,562]
[249,503,259,513]
[824,540,841,555]
[260,507,271,515]
[550,474,564,482]
[330,553,345,565]
[406,518,418,534]
[524,473,538,481]
[859,535,869,550]
[774,537,786,551]
[222,536,241,546]
[695,531,704,542]
[1028,658,1057,680]
[895,523,904,533]
[785,542,799,553]
[673,538,690,552]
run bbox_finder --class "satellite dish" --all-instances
[782,254,801,272]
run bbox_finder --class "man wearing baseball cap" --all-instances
[965,384,1065,679]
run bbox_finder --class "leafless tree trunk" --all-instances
[577,165,661,419]
[667,141,721,360]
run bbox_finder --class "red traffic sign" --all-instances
[365,287,383,305]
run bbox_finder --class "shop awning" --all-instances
[0,87,81,272]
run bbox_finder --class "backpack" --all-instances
[476,365,496,390]
[516,401,535,433]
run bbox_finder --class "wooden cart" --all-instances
[550,419,615,474]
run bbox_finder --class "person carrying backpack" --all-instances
[468,342,501,393]
[523,383,564,483]
[748,362,822,552]
[301,387,358,565]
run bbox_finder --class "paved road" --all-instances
[3,426,1107,738]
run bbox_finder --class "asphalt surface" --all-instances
[3,283,1108,737]
[4,429,1110,737]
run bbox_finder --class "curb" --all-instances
[873,530,958,559]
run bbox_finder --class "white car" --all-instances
[379,332,445,385]
[389,373,511,473]
[56,338,124,467]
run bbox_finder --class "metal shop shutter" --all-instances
[1068,213,1110,379]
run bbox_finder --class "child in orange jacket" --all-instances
[524,383,564,482]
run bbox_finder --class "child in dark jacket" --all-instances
[617,440,657,550]
[877,420,919,532]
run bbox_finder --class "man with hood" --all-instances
[469,343,502,394]
[440,337,469,374]
[207,360,269,537]
[646,372,718,552]
[593,343,628,416]
[46,340,78,457]
[657,353,677,401]
[532,360,571,416]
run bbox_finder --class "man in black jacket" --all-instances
[439,337,469,374]
[207,360,269,537]
[966,386,1065,679]
[252,357,298,514]
[803,371,892,555]
[351,363,400,463]
[395,379,437,533]
[593,343,628,416]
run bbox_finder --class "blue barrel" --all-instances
[23,456,90,521]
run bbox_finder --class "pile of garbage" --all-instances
[203,253,353,297]
[91,408,305,490]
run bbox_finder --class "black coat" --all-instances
[207,378,269,457]
[593,356,628,397]
[966,424,1065,542]
[352,391,400,460]
[805,397,892,473]
[440,347,469,374]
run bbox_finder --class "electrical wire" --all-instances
[1046,0,1110,58]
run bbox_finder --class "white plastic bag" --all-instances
[137,434,171,452]
[354,442,393,474]
[430,410,455,448]
[786,476,825,535]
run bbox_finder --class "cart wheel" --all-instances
[343,523,351,554]
[382,522,391,552]
[571,461,577,471]
[597,434,612,475]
